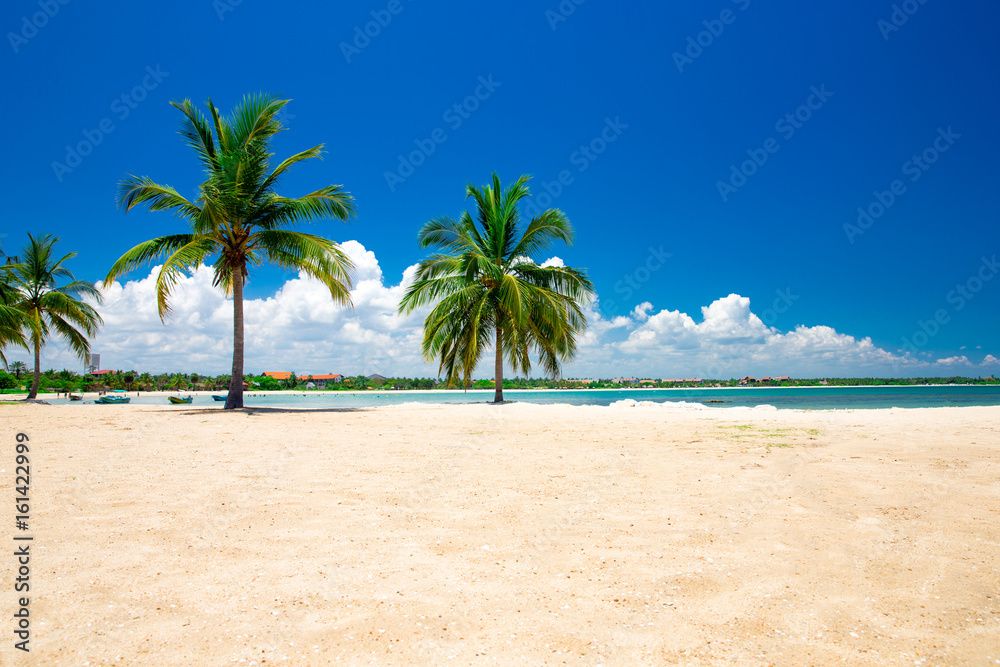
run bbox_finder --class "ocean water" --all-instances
[51,385,1000,410]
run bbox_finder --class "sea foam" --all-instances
[609,399,778,411]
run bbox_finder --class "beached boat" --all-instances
[69,394,83,401]
[95,395,130,404]
[168,396,193,404]
[212,395,227,401]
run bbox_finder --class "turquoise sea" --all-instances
[51,385,1000,410]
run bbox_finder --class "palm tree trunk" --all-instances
[224,271,245,410]
[27,341,40,399]
[494,325,504,403]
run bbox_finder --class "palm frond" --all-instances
[170,99,218,170]
[37,291,103,335]
[45,310,97,360]
[255,230,354,305]
[230,93,286,148]
[153,238,217,319]
[509,208,574,258]
[104,235,199,285]
[257,145,324,195]
[117,176,203,218]
[259,186,356,229]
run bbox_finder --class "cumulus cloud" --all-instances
[935,356,972,366]
[10,243,985,380]
[27,241,433,377]
[572,294,918,378]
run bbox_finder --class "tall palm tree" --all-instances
[8,233,103,399]
[399,174,594,403]
[105,94,357,409]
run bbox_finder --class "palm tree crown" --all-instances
[105,93,356,409]
[399,173,594,403]
[8,233,103,399]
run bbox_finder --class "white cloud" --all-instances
[21,241,433,377]
[569,294,920,379]
[630,302,653,322]
[8,243,984,380]
[935,356,971,366]
[540,256,565,268]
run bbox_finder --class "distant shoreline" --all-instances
[4,383,997,401]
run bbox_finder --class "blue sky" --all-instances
[2,0,998,377]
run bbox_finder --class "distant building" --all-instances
[85,353,100,374]
[739,376,758,386]
[263,371,343,387]
[367,374,387,381]
[311,374,343,387]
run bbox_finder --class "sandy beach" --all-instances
[2,402,998,665]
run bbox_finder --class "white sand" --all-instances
[1,402,998,665]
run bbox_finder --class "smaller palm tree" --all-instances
[0,253,27,367]
[8,361,27,380]
[399,174,594,403]
[9,234,103,399]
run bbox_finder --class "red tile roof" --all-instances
[264,372,342,381]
